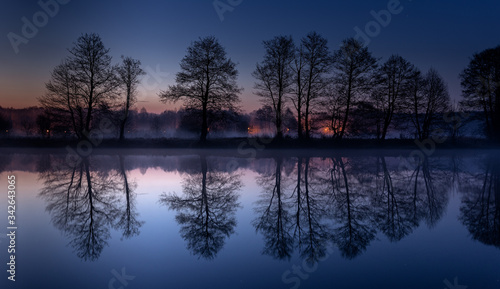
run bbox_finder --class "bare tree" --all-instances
[159,36,241,142]
[39,33,119,138]
[460,45,500,140]
[409,68,450,140]
[330,38,378,140]
[290,43,307,139]
[253,36,296,139]
[117,56,145,141]
[372,55,418,140]
[67,33,119,136]
[39,60,82,137]
[302,32,332,139]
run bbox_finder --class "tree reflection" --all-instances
[290,158,331,264]
[459,156,500,248]
[409,157,449,228]
[326,157,376,259]
[116,155,144,239]
[371,157,419,242]
[160,156,242,259]
[253,157,294,260]
[253,154,452,261]
[39,156,141,261]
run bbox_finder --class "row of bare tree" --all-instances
[252,34,452,140]
[38,33,499,142]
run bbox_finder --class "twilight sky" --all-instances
[1,0,499,113]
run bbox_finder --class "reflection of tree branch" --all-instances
[39,157,130,261]
[298,158,330,264]
[372,157,418,242]
[253,157,294,260]
[329,157,376,259]
[460,157,500,248]
[116,155,143,240]
[160,156,241,259]
[408,158,449,228]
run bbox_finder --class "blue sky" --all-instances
[1,0,499,113]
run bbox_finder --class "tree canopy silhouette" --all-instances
[253,36,296,140]
[117,56,145,141]
[159,36,242,142]
[39,33,120,139]
[460,45,500,141]
[329,38,378,139]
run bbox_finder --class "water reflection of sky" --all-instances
[0,151,499,289]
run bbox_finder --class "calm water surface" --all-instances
[0,149,499,289]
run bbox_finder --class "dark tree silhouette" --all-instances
[408,68,450,140]
[38,60,81,137]
[159,36,242,142]
[460,45,500,141]
[290,42,307,139]
[372,55,419,140]
[253,36,295,139]
[117,56,145,141]
[301,32,332,139]
[253,157,294,260]
[39,33,119,139]
[330,38,378,140]
[160,156,242,259]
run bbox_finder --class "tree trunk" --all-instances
[305,100,310,139]
[201,101,208,142]
[275,97,283,139]
[85,83,94,136]
[339,74,353,140]
[120,87,131,141]
[297,103,303,140]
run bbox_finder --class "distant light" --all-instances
[46,130,49,133]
